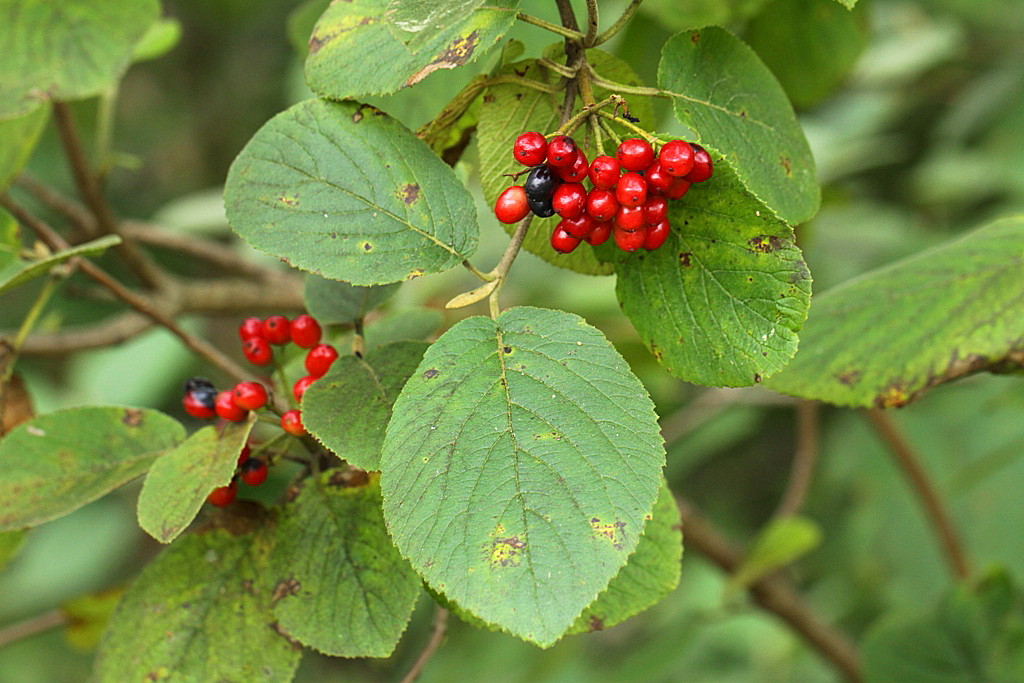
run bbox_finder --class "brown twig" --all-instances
[15,174,96,237]
[865,408,971,580]
[0,609,66,649]
[400,606,449,683]
[774,400,821,518]
[676,496,863,682]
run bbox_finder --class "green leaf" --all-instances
[833,0,857,8]
[477,49,654,275]
[305,0,519,99]
[727,515,821,594]
[364,307,442,348]
[568,480,682,634]
[658,27,820,225]
[0,103,48,190]
[303,342,428,471]
[0,207,18,268]
[269,471,421,657]
[224,98,478,286]
[862,568,1024,683]
[62,588,123,650]
[131,17,182,63]
[287,0,332,54]
[0,234,121,295]
[0,406,184,531]
[0,530,26,570]
[766,216,1024,408]
[0,0,160,118]
[303,274,399,325]
[612,162,811,387]
[137,418,255,544]
[380,306,665,647]
[745,0,867,109]
[94,522,301,683]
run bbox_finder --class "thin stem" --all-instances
[774,400,820,518]
[598,117,623,148]
[0,609,66,649]
[865,409,971,580]
[2,275,62,385]
[487,74,561,94]
[676,496,863,682]
[515,11,584,40]
[594,0,643,46]
[558,95,616,137]
[536,57,578,79]
[583,0,599,46]
[486,215,533,318]
[587,72,666,98]
[400,606,449,683]
[94,85,119,178]
[15,174,96,237]
[595,109,665,145]
[461,259,493,282]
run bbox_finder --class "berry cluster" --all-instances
[205,442,270,507]
[494,132,713,253]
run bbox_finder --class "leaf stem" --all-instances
[515,11,584,41]
[595,109,665,145]
[0,609,66,649]
[399,605,449,683]
[582,0,599,46]
[587,71,667,98]
[2,274,63,386]
[461,259,493,282]
[593,0,643,46]
[486,215,533,319]
[536,57,578,79]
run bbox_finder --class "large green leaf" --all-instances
[0,406,184,531]
[94,522,301,683]
[766,216,1024,408]
[364,307,442,348]
[269,471,420,657]
[0,103,48,189]
[658,27,820,224]
[137,418,255,544]
[303,274,399,325]
[305,0,518,99]
[303,342,428,470]
[568,480,682,634]
[0,0,160,118]
[224,98,477,285]
[477,50,654,275]
[0,234,121,295]
[612,162,811,387]
[380,306,665,647]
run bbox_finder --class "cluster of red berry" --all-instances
[494,132,713,253]
[204,442,268,507]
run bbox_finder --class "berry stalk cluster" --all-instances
[494,132,713,254]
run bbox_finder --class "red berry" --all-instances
[242,336,272,366]
[684,144,713,183]
[586,189,619,222]
[555,149,589,182]
[262,315,290,344]
[586,220,612,246]
[239,317,263,340]
[232,381,268,411]
[550,225,582,254]
[513,131,547,167]
[617,138,655,171]
[183,389,216,419]
[588,156,621,190]
[546,135,577,167]
[494,186,531,224]
[645,161,673,194]
[659,140,695,177]
[289,314,322,348]
[237,442,251,466]
[239,458,268,487]
[207,480,237,507]
[280,409,305,436]
[305,344,338,378]
[560,213,596,239]
[614,226,647,252]
[644,220,671,250]
[215,390,248,422]
[615,205,645,232]
[293,375,317,403]
[664,176,692,200]
[551,183,587,219]
[644,196,668,224]
[615,172,648,208]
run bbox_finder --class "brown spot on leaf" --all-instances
[327,467,371,488]
[407,269,425,279]
[489,536,525,568]
[588,615,605,632]
[399,183,420,205]
[271,621,304,649]
[483,93,495,103]
[406,31,480,86]
[875,386,909,409]
[360,241,373,252]
[748,235,784,253]
[690,31,701,44]
[503,346,512,354]
[679,252,692,267]
[780,155,792,176]
[837,370,861,386]
[423,368,439,379]
[122,409,143,427]
[272,578,301,603]
[278,194,298,208]
[753,373,762,383]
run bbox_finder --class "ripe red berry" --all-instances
[615,172,648,208]
[207,480,237,507]
[644,196,668,224]
[280,409,305,436]
[658,139,695,177]
[289,314,322,348]
[614,225,647,252]
[494,186,531,224]
[644,220,671,250]
[262,315,290,344]
[183,389,216,419]
[215,390,248,422]
[238,317,263,340]
[546,135,577,167]
[242,336,272,366]
[293,375,317,403]
[645,161,673,194]
[551,183,587,219]
[586,189,618,222]
[664,176,692,200]
[588,156,621,190]
[305,344,338,378]
[232,381,268,411]
[550,225,581,253]
[513,131,547,166]
[555,149,589,182]
[586,220,612,246]
[239,458,269,487]
[617,138,655,171]
[615,204,645,232]
[560,213,596,239]
[237,442,251,466]
[684,144,713,183]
